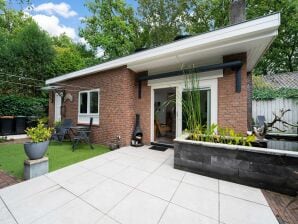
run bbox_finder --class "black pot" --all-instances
[24,140,49,160]
[15,116,26,134]
[0,116,15,135]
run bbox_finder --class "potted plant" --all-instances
[24,119,53,160]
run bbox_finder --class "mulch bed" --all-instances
[0,171,20,189]
[263,190,298,224]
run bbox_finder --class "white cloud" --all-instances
[33,2,77,18]
[32,14,76,39]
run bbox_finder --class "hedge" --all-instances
[0,95,48,117]
[253,87,298,101]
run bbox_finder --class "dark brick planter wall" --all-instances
[174,140,298,196]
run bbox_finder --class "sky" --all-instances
[9,0,138,44]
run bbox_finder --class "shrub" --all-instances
[25,119,53,143]
[0,95,48,117]
[189,124,256,146]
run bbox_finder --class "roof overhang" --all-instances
[46,13,280,85]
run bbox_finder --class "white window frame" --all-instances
[78,89,100,125]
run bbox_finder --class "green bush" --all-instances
[253,87,298,101]
[0,95,48,117]
[25,119,53,143]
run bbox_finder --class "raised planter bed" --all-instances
[174,136,298,196]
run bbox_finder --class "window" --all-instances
[182,89,211,130]
[78,89,100,124]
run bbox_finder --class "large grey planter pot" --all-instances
[24,140,49,160]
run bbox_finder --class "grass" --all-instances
[0,141,110,179]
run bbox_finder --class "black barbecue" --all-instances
[131,114,144,147]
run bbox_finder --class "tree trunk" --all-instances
[229,0,246,25]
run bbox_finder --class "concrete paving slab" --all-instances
[60,171,107,196]
[81,179,133,213]
[183,172,219,192]
[108,189,168,224]
[32,198,103,224]
[112,167,150,187]
[9,185,75,224]
[137,174,180,201]
[171,182,219,219]
[219,180,268,205]
[220,194,278,224]
[160,203,218,224]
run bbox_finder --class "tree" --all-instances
[246,0,297,74]
[0,20,54,96]
[47,34,98,77]
[80,0,139,60]
[137,0,188,47]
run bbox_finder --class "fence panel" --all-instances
[252,98,298,134]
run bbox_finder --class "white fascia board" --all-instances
[46,13,280,85]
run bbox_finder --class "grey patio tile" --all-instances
[32,198,103,224]
[59,171,107,196]
[163,157,174,167]
[219,180,268,205]
[9,185,76,224]
[0,199,17,224]
[113,154,142,166]
[0,175,56,206]
[98,151,123,161]
[153,164,185,181]
[46,164,88,183]
[183,172,219,192]
[171,182,219,220]
[137,174,180,201]
[93,161,127,178]
[81,179,133,213]
[76,156,110,170]
[96,215,120,224]
[132,158,162,173]
[108,189,168,224]
[160,203,218,224]
[112,167,150,187]
[220,194,278,224]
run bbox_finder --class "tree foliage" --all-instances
[0,2,98,97]
[47,34,98,77]
[80,0,139,59]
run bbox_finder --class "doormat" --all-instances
[149,145,168,151]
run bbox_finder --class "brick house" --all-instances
[45,14,280,147]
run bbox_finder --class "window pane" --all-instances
[90,91,98,114]
[182,89,210,130]
[80,92,88,113]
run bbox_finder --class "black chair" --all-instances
[72,118,94,151]
[51,119,73,143]
[256,116,266,127]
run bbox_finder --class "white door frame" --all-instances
[148,73,220,142]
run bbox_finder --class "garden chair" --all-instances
[51,119,73,143]
[72,118,94,151]
[256,116,266,127]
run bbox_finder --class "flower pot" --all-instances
[15,116,26,134]
[24,140,49,160]
[0,116,15,135]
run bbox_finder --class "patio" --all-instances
[0,146,278,224]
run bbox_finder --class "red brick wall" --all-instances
[135,75,151,144]
[48,67,151,146]
[218,53,248,134]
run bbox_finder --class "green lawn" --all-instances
[0,142,110,179]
